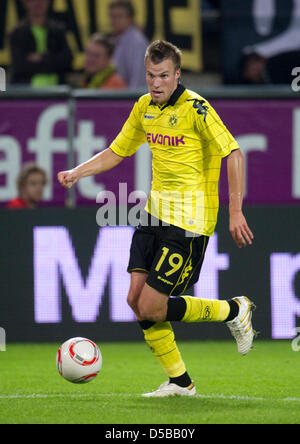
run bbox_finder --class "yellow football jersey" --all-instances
[110,84,239,236]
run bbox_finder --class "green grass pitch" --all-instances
[0,340,300,424]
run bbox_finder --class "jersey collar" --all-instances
[149,83,186,110]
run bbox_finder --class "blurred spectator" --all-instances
[240,53,268,84]
[241,51,300,86]
[241,0,300,84]
[81,33,127,89]
[109,1,149,89]
[9,0,73,87]
[7,164,47,209]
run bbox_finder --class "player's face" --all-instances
[146,58,181,105]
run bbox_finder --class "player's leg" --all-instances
[137,282,237,388]
[138,283,237,323]
[137,285,192,391]
[137,283,237,397]
[138,276,255,357]
[127,220,255,397]
[136,229,234,397]
[165,294,256,355]
[127,271,184,374]
[126,224,193,395]
[127,271,148,318]
[139,229,255,358]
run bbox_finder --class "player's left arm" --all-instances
[192,97,254,247]
[227,149,254,248]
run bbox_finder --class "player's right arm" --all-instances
[57,148,123,189]
[58,99,146,190]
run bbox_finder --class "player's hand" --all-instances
[57,169,79,189]
[229,210,254,248]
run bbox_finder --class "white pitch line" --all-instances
[0,393,300,403]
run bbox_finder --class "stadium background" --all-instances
[0,0,300,344]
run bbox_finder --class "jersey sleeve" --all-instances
[109,101,146,157]
[193,99,239,158]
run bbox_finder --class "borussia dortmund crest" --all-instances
[169,114,178,127]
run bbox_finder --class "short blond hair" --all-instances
[145,40,182,71]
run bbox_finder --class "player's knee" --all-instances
[127,293,136,309]
[127,291,140,314]
[138,300,164,322]
[137,284,168,321]
[139,307,157,321]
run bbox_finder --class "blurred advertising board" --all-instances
[0,206,299,342]
[0,98,300,206]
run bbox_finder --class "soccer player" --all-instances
[58,40,255,398]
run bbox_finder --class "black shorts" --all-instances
[127,213,209,296]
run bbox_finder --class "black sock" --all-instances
[224,299,240,322]
[138,320,155,330]
[166,297,187,321]
[169,371,192,388]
